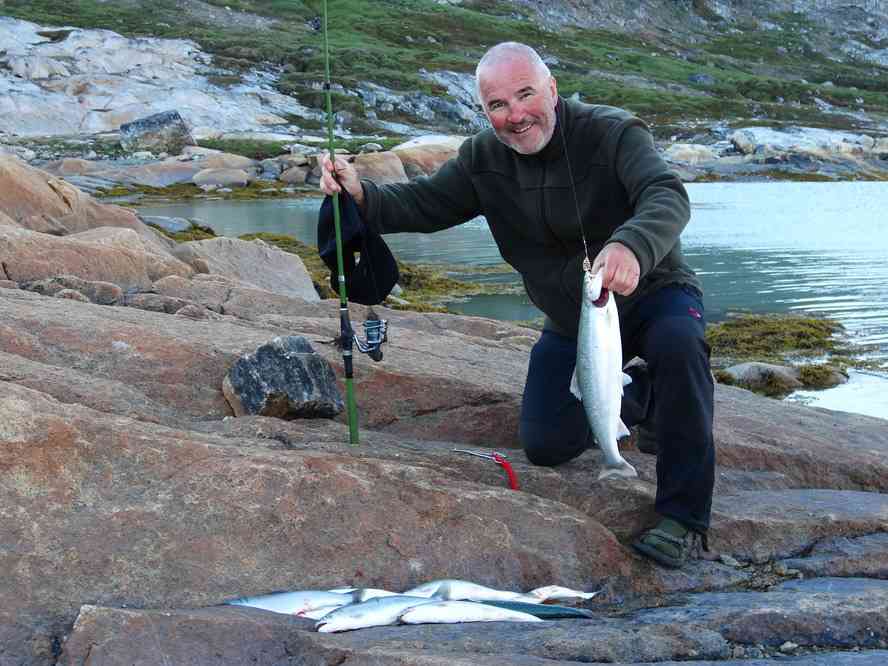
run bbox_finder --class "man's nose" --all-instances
[507,104,525,123]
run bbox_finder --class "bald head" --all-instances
[475,42,551,102]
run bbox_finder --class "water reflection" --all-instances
[138,182,888,364]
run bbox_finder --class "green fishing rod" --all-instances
[322,0,360,445]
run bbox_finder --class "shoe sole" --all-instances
[631,539,684,569]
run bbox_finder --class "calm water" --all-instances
[140,181,888,418]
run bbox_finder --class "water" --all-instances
[139,181,888,418]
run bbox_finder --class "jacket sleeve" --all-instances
[606,122,691,279]
[360,142,482,235]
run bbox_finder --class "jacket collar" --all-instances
[534,96,570,163]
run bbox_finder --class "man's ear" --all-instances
[549,76,558,103]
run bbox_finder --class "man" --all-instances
[320,42,714,568]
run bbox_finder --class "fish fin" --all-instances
[617,419,630,439]
[597,460,638,481]
[569,368,582,401]
[622,372,632,386]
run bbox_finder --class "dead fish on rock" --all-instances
[226,590,352,616]
[571,267,638,480]
[527,585,601,603]
[315,595,434,633]
[399,600,543,625]
[403,579,534,602]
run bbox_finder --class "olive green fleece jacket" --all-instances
[361,98,701,338]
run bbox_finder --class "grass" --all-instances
[4,0,888,137]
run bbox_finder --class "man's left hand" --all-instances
[591,243,640,296]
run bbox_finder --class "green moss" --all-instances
[798,363,846,389]
[151,222,217,242]
[713,369,735,385]
[197,138,291,160]
[706,313,842,360]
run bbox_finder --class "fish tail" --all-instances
[597,460,638,481]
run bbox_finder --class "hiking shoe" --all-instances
[632,518,706,569]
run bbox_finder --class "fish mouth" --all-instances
[592,287,610,308]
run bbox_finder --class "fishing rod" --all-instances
[322,0,360,445]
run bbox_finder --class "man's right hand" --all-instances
[320,153,364,207]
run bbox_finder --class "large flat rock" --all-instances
[714,385,888,493]
[58,604,729,665]
[779,533,888,578]
[633,577,888,648]
[0,381,635,663]
[710,490,888,562]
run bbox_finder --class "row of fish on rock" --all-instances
[227,579,600,632]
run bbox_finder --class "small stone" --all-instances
[779,641,799,653]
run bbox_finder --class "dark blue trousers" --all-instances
[519,285,715,533]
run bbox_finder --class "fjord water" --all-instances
[139,181,888,417]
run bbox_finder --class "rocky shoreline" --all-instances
[1,149,887,664]
[2,13,888,666]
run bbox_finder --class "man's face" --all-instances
[478,57,558,155]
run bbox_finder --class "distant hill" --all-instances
[2,0,886,137]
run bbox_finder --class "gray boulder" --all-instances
[222,335,344,418]
[119,110,196,155]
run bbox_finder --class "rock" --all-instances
[689,72,717,86]
[730,129,759,155]
[58,603,729,665]
[359,142,384,152]
[710,489,888,562]
[222,335,344,418]
[22,275,122,305]
[393,143,459,176]
[0,379,632,664]
[123,292,195,314]
[119,110,196,154]
[138,215,193,234]
[634,578,888,649]
[722,361,803,394]
[279,165,310,184]
[172,237,319,301]
[196,152,258,171]
[779,533,888,578]
[353,152,409,185]
[714,384,888,493]
[89,160,206,188]
[192,167,251,187]
[663,143,719,165]
[0,226,154,291]
[68,226,193,282]
[0,156,143,235]
[55,288,89,302]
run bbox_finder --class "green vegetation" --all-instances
[197,138,292,160]
[237,231,492,308]
[4,0,886,136]
[706,313,842,361]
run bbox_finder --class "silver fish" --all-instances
[226,590,352,615]
[315,595,433,633]
[402,579,529,602]
[526,585,601,602]
[398,600,543,625]
[570,268,638,480]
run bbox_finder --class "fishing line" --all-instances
[557,103,592,272]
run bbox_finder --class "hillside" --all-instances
[2,0,887,139]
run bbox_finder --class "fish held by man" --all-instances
[571,267,638,480]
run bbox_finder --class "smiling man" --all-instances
[320,42,715,569]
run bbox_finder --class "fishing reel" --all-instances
[337,307,388,363]
[353,311,388,362]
